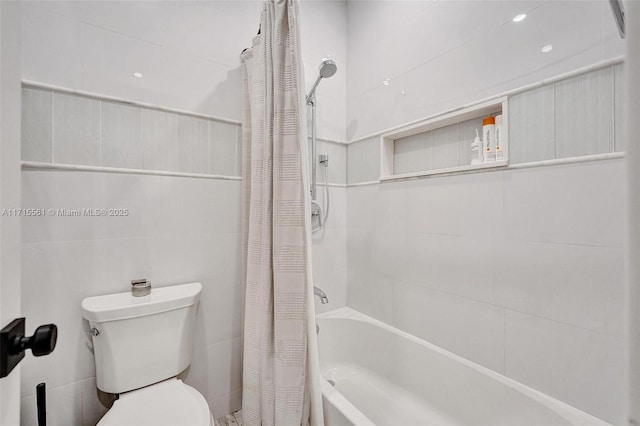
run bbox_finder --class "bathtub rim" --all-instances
[316,307,610,426]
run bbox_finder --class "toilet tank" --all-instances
[81,282,202,394]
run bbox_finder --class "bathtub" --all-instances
[316,308,609,426]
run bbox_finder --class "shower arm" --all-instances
[306,75,322,105]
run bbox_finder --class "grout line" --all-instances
[50,90,55,163]
[140,106,144,169]
[98,100,102,166]
[207,120,212,175]
[553,79,558,160]
[21,161,243,181]
[503,310,506,375]
[612,64,617,153]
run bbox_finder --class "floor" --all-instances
[214,411,243,426]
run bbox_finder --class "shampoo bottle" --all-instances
[495,114,504,161]
[482,116,496,163]
[471,129,483,165]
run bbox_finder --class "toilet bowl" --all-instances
[82,282,212,426]
[98,379,212,426]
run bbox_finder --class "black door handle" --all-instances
[14,324,57,357]
[0,318,58,378]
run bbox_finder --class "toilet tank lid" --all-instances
[82,282,202,323]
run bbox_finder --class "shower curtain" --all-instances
[240,1,324,425]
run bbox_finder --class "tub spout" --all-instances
[313,287,329,304]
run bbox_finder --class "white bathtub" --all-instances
[316,308,609,426]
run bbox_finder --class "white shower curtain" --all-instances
[240,1,324,425]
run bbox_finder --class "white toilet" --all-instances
[81,282,213,426]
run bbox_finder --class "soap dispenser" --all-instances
[471,129,483,165]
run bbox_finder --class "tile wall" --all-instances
[345,62,627,423]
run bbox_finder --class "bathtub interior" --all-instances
[316,308,608,426]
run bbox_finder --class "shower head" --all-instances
[306,59,338,103]
[318,59,337,78]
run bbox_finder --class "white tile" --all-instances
[160,1,264,68]
[21,170,105,243]
[100,173,166,240]
[346,185,391,232]
[209,389,242,420]
[322,185,347,229]
[100,101,141,169]
[52,93,100,166]
[81,378,109,426]
[314,93,347,143]
[346,141,362,184]
[509,84,555,163]
[79,22,239,122]
[346,271,393,325]
[146,236,190,286]
[22,241,86,319]
[555,67,614,158]
[165,177,241,238]
[431,123,459,170]
[403,234,494,304]
[20,5,83,89]
[141,108,179,171]
[359,137,380,182]
[505,311,625,424]
[22,87,52,162]
[181,236,240,345]
[209,121,238,176]
[207,337,243,399]
[493,240,624,334]
[224,232,245,287]
[177,115,209,174]
[392,282,505,374]
[614,63,625,152]
[21,382,83,426]
[406,170,503,239]
[502,159,625,247]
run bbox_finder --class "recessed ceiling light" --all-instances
[512,13,527,22]
[133,72,143,79]
[382,78,390,86]
[541,44,553,53]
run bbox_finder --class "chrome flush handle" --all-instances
[84,327,99,337]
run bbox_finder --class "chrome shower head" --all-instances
[307,59,338,103]
[318,59,337,78]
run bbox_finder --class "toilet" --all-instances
[81,282,213,425]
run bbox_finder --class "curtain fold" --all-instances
[240,1,323,425]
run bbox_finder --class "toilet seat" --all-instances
[98,378,212,426]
